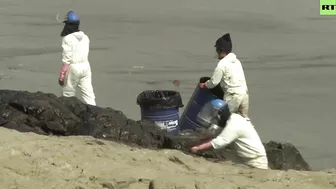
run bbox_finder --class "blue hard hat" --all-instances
[64,11,80,23]
[210,99,226,110]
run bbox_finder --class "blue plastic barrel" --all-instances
[137,90,184,134]
[179,76,224,131]
[140,108,180,133]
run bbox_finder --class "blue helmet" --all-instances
[197,98,230,129]
[211,99,226,110]
[64,11,80,23]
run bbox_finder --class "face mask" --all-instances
[61,22,80,37]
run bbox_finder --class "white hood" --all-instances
[72,31,85,41]
[220,53,237,64]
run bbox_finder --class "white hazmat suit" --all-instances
[205,52,249,118]
[204,33,249,119]
[211,113,268,169]
[60,31,96,106]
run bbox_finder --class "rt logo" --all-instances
[320,0,336,15]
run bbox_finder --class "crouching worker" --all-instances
[58,11,96,106]
[191,99,268,169]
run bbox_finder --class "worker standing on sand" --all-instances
[58,11,96,106]
[191,99,268,169]
[199,33,250,120]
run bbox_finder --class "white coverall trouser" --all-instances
[224,93,249,118]
[241,155,269,169]
[62,62,96,106]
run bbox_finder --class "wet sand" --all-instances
[0,0,335,170]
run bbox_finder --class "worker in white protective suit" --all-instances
[58,11,96,106]
[191,99,269,169]
[199,33,249,119]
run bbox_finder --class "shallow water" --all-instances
[0,0,335,170]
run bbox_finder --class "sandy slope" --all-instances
[0,128,334,189]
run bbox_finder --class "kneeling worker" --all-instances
[191,99,268,169]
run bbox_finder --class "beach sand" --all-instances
[0,0,335,171]
[0,128,335,189]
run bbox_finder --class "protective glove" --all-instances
[190,141,213,153]
[58,77,65,86]
[191,146,199,153]
[58,64,69,86]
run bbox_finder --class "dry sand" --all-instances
[0,0,334,175]
[0,128,335,189]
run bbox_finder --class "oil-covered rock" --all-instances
[0,90,310,171]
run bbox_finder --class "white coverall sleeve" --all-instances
[205,66,223,89]
[210,119,239,149]
[62,38,72,65]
